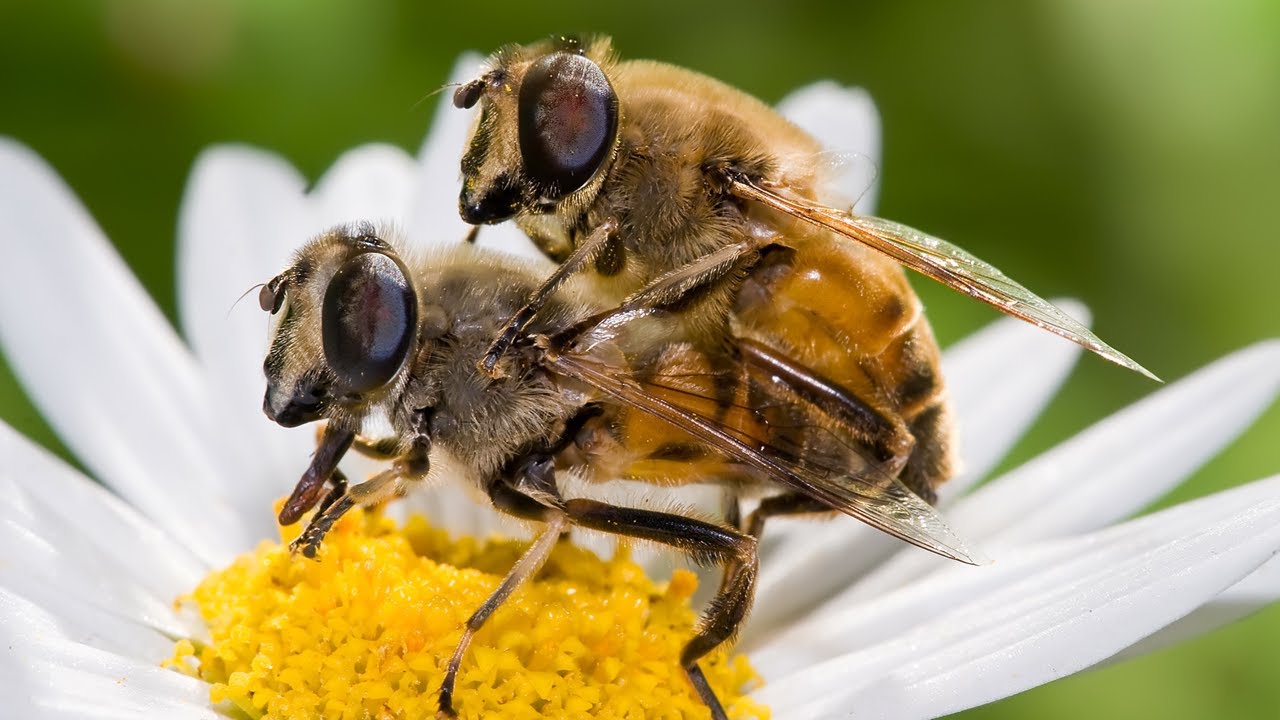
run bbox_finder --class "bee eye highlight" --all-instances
[518,52,617,199]
[322,252,417,395]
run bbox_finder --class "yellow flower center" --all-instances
[166,505,768,719]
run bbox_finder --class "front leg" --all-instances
[479,218,618,377]
[291,429,431,558]
[302,425,417,518]
[350,434,402,460]
[278,423,355,525]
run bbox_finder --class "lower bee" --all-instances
[260,223,981,720]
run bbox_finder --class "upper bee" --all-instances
[455,37,620,224]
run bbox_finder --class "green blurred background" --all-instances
[1,0,1277,717]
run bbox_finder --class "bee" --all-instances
[452,35,1158,506]
[260,223,982,720]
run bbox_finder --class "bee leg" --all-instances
[616,240,760,313]
[563,499,755,720]
[545,240,765,350]
[740,339,917,487]
[744,492,833,539]
[479,218,619,377]
[722,487,743,531]
[315,468,348,514]
[719,495,844,597]
[349,435,402,460]
[291,432,431,558]
[439,462,566,718]
[290,467,404,558]
[278,424,355,526]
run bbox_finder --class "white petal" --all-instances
[178,145,316,509]
[407,52,486,250]
[0,139,254,564]
[755,474,1280,719]
[473,221,558,264]
[0,420,205,594]
[777,81,882,213]
[310,143,418,231]
[0,571,178,662]
[744,307,1083,644]
[0,424,204,653]
[956,340,1280,541]
[1106,552,1280,664]
[0,593,60,720]
[939,299,1088,502]
[0,590,219,720]
[842,340,1280,603]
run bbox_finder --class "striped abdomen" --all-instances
[731,226,956,503]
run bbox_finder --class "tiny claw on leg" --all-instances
[287,468,402,560]
[289,494,354,559]
[475,354,506,380]
[436,688,459,719]
[476,334,515,379]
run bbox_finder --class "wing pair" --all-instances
[731,173,1160,383]
[544,181,1158,565]
[547,342,986,566]
[540,176,1162,563]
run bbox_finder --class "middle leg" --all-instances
[563,498,757,720]
[438,457,566,718]
[744,492,834,540]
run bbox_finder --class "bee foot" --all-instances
[288,532,324,559]
[435,698,458,719]
[476,353,507,380]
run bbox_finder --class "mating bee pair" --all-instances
[259,35,1152,720]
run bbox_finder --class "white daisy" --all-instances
[1,55,1278,720]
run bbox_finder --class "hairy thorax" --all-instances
[398,249,596,485]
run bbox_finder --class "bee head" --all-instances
[456,35,620,225]
[260,224,419,428]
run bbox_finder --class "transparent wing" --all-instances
[811,150,880,213]
[730,175,1160,382]
[548,349,985,565]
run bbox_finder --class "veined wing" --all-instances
[729,174,1159,382]
[547,349,986,565]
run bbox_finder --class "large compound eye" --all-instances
[322,253,417,394]
[518,52,618,199]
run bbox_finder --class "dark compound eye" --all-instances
[322,252,417,394]
[518,52,618,199]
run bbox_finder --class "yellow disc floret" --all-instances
[166,506,769,720]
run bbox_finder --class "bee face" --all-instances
[260,226,418,428]
[456,37,619,225]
